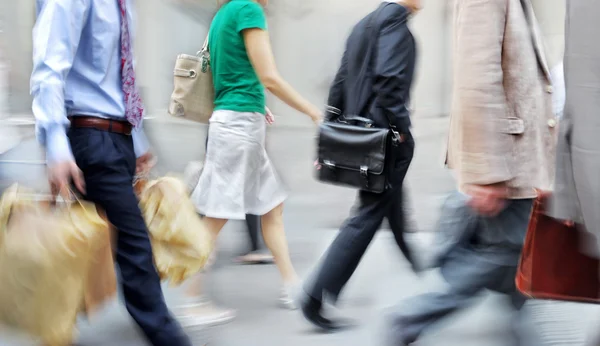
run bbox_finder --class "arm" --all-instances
[237,3,320,122]
[132,128,150,158]
[244,29,321,123]
[372,17,413,132]
[31,0,90,164]
[453,0,512,185]
[325,49,348,121]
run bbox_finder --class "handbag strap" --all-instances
[197,34,209,56]
[202,34,209,52]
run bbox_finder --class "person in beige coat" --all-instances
[387,0,557,344]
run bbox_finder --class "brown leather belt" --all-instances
[69,116,132,135]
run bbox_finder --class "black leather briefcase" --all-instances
[316,115,397,193]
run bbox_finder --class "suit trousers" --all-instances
[387,199,541,346]
[306,134,415,303]
[245,213,263,252]
[69,127,191,346]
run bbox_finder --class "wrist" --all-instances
[46,126,74,164]
[308,108,321,120]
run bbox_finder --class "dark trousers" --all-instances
[307,134,415,302]
[69,127,190,346]
[245,214,263,252]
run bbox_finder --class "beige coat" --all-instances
[446,0,557,199]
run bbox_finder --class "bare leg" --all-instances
[260,203,298,284]
[236,214,274,264]
[177,218,235,327]
[183,217,227,297]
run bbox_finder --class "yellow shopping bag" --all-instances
[0,185,113,346]
[136,177,212,285]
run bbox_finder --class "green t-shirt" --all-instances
[209,0,267,115]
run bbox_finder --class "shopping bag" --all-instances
[516,191,600,303]
[0,185,112,346]
[168,34,214,123]
[137,176,212,285]
[81,213,117,317]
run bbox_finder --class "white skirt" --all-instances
[191,110,288,219]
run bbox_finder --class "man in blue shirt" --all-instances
[31,1,191,345]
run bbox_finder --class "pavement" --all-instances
[0,116,598,345]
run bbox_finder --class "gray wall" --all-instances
[2,0,565,126]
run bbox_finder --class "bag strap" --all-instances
[197,34,209,56]
[201,34,209,52]
[361,4,403,138]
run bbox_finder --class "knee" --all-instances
[261,203,284,224]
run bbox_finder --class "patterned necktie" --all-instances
[118,0,144,127]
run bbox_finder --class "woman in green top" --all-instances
[185,0,322,324]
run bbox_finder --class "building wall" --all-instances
[2,0,35,113]
[3,0,565,127]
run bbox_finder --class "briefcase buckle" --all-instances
[360,166,369,188]
[391,129,404,144]
[323,160,336,169]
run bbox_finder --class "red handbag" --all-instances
[516,191,600,303]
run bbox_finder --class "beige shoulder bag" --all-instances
[168,35,215,123]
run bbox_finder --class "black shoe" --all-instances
[300,295,352,332]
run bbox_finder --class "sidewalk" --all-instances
[0,115,598,345]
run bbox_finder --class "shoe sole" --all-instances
[178,313,236,329]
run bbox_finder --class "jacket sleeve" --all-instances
[372,17,412,132]
[325,49,348,122]
[452,0,514,185]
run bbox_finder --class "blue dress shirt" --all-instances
[31,0,149,164]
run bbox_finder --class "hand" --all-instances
[265,107,275,125]
[464,183,508,216]
[309,110,323,126]
[136,152,156,175]
[314,159,322,170]
[48,160,85,197]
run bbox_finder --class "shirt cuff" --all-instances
[132,126,150,158]
[45,125,74,163]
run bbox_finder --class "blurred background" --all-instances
[1,0,566,121]
[0,0,567,221]
[3,1,597,346]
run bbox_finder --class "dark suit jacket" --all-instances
[326,2,416,132]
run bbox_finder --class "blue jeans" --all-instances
[387,198,540,346]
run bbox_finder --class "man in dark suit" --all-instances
[300,0,421,332]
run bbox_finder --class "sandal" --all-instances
[234,251,274,265]
[176,296,236,328]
